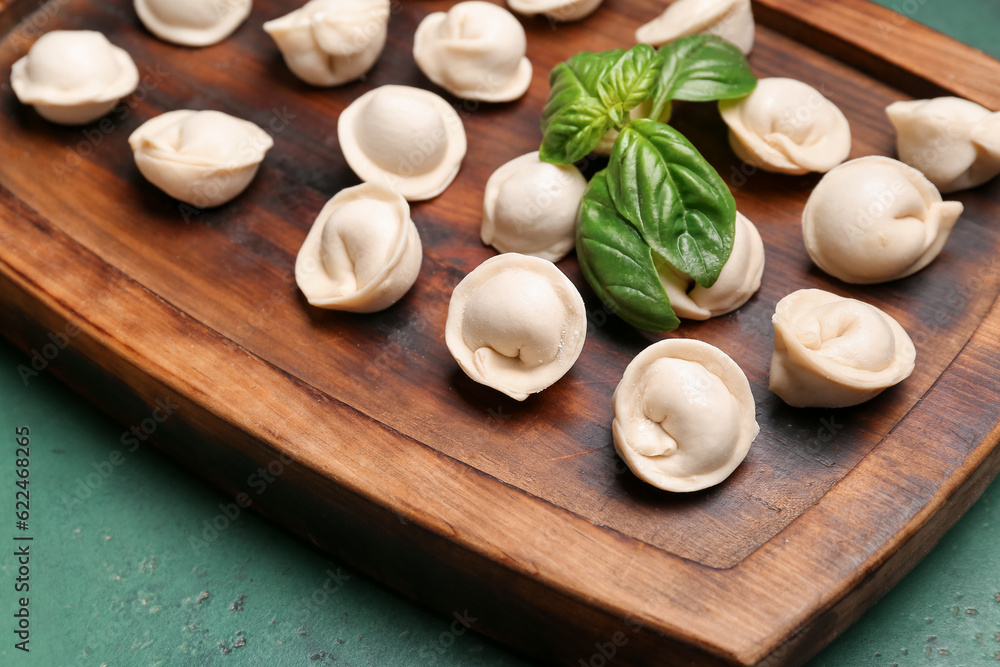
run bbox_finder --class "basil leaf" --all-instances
[539,50,622,164]
[648,35,756,121]
[607,119,735,288]
[577,170,680,332]
[539,99,614,164]
[596,45,662,127]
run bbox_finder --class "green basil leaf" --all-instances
[648,35,756,120]
[577,170,681,332]
[539,99,614,164]
[596,45,662,127]
[539,50,623,164]
[569,49,624,96]
[607,119,735,288]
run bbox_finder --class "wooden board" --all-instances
[2,0,1000,663]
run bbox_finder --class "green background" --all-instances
[3,1,1000,665]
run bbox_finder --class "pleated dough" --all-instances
[802,156,963,284]
[445,254,586,400]
[414,1,532,102]
[887,96,1000,193]
[612,338,758,492]
[295,183,422,312]
[481,152,588,262]
[135,0,251,47]
[129,110,272,207]
[11,30,139,125]
[264,0,390,86]
[636,0,754,55]
[338,85,467,202]
[720,77,851,175]
[769,289,915,408]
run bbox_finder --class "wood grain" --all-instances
[2,0,999,664]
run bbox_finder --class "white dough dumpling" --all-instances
[612,339,758,492]
[507,0,603,22]
[635,0,754,55]
[264,0,390,87]
[481,152,588,262]
[660,212,764,320]
[413,1,532,102]
[295,183,422,312]
[802,156,963,284]
[11,30,139,125]
[769,289,916,408]
[720,77,851,175]
[135,0,252,47]
[338,85,467,202]
[445,254,587,400]
[128,110,272,208]
[887,96,1000,193]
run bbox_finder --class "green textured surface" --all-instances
[869,0,1000,59]
[2,3,1000,666]
[0,338,530,666]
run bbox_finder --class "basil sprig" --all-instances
[539,36,756,332]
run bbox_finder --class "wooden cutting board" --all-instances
[3,0,1000,664]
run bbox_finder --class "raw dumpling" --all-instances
[769,289,916,408]
[134,0,252,47]
[263,0,390,87]
[507,0,603,22]
[635,0,754,55]
[295,183,422,312]
[481,152,588,262]
[413,1,532,102]
[802,156,963,284]
[338,85,467,202]
[445,253,586,400]
[128,110,272,208]
[10,30,139,125]
[612,338,758,492]
[660,212,764,320]
[720,77,851,175]
[887,96,1000,193]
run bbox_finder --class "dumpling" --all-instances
[295,183,422,312]
[10,30,139,125]
[506,0,603,22]
[660,211,764,320]
[134,0,252,47]
[481,152,588,262]
[445,253,586,400]
[769,289,916,408]
[338,85,467,202]
[802,156,963,284]
[263,0,390,87]
[635,0,754,55]
[887,96,1000,193]
[128,110,272,208]
[413,1,532,102]
[720,77,851,175]
[612,338,758,492]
